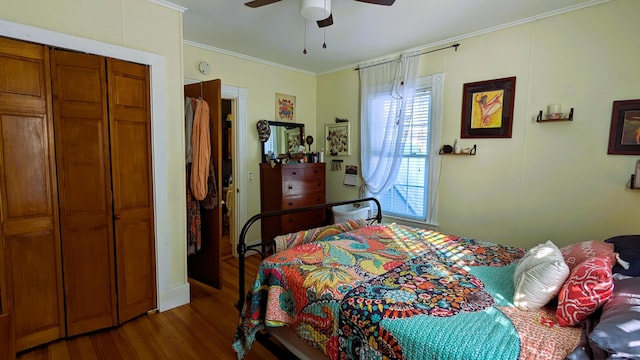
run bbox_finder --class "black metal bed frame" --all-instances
[236,197,382,311]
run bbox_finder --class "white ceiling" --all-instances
[169,0,605,74]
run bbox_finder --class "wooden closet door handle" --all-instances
[114,214,121,220]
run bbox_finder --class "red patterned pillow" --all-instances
[560,240,616,270]
[556,256,614,327]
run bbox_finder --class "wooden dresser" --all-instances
[259,163,326,250]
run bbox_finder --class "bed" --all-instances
[232,199,638,360]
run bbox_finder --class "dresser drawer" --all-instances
[283,177,324,196]
[282,164,324,179]
[281,209,326,233]
[303,165,324,178]
[282,167,305,179]
[282,193,325,209]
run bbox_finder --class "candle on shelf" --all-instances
[548,104,561,115]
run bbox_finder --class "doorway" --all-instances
[221,85,247,259]
[182,81,246,288]
[221,98,233,258]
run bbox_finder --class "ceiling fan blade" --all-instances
[355,0,395,5]
[317,13,333,28]
[244,0,281,8]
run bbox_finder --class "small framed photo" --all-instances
[325,122,350,156]
[607,99,640,155]
[635,160,640,189]
[286,128,301,153]
[461,76,516,138]
[275,93,295,122]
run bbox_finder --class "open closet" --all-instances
[184,80,224,289]
[0,37,156,352]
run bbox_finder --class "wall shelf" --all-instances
[537,108,574,122]
[439,144,477,155]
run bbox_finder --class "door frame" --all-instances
[0,19,187,312]
[221,85,247,258]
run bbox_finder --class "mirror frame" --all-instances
[261,120,305,163]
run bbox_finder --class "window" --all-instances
[377,76,439,222]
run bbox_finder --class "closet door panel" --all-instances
[111,121,151,209]
[0,37,64,351]
[50,49,117,336]
[0,37,48,113]
[107,58,156,323]
[1,115,53,217]
[5,231,61,349]
[114,217,155,321]
[0,313,15,360]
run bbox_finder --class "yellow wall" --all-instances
[3,0,636,313]
[318,0,640,249]
[0,0,188,310]
[183,44,317,241]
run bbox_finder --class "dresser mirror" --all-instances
[261,120,305,162]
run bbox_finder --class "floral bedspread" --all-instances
[233,224,581,360]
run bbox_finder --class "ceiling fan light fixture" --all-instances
[300,0,331,21]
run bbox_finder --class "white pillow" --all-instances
[513,240,570,310]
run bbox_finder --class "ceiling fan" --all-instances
[244,0,396,28]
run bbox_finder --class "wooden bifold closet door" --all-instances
[50,50,157,331]
[0,37,65,352]
[106,57,157,323]
[0,37,156,353]
[50,49,118,336]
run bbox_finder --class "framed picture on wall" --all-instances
[325,122,350,156]
[607,99,640,155]
[461,76,516,138]
[275,93,296,122]
[635,160,640,189]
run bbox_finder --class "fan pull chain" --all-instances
[323,29,327,49]
[303,19,308,54]
[322,0,327,49]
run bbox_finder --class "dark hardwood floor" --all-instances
[17,254,277,360]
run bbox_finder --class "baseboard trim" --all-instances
[158,283,190,312]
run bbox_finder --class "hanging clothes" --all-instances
[201,159,219,210]
[186,164,201,255]
[185,92,220,254]
[190,98,210,200]
[185,97,201,255]
[185,97,195,163]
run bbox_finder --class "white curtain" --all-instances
[426,73,444,225]
[359,53,420,199]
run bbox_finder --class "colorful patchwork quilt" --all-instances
[233,224,581,360]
